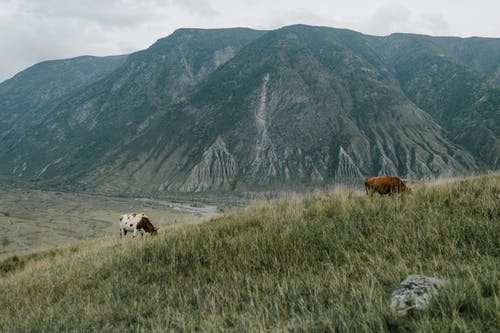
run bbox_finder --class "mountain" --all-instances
[0,28,266,189]
[0,55,127,134]
[0,25,498,195]
[376,34,500,169]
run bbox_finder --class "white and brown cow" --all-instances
[119,213,158,238]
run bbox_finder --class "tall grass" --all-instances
[0,174,498,332]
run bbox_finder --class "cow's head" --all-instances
[402,182,412,193]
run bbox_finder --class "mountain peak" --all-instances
[0,26,497,195]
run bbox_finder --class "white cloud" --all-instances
[0,1,173,81]
[171,0,219,17]
[420,12,450,36]
[359,4,452,37]
[361,4,412,36]
[15,0,168,27]
[0,0,498,82]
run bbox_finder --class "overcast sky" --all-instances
[1,0,499,83]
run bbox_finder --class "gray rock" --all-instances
[389,275,444,312]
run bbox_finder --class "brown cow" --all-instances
[364,176,411,196]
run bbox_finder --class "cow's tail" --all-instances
[364,179,372,196]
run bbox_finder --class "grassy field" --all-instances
[0,174,498,332]
[0,189,211,257]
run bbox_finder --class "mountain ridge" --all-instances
[0,25,498,195]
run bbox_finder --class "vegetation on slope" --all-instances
[0,189,195,256]
[380,34,500,169]
[2,26,498,194]
[0,174,498,332]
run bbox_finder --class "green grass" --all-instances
[0,174,498,332]
[0,189,197,256]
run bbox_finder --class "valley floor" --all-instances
[0,189,215,257]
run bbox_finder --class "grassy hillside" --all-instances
[0,189,200,256]
[0,174,498,332]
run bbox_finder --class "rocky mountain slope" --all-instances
[0,54,127,140]
[377,34,500,168]
[0,25,498,195]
